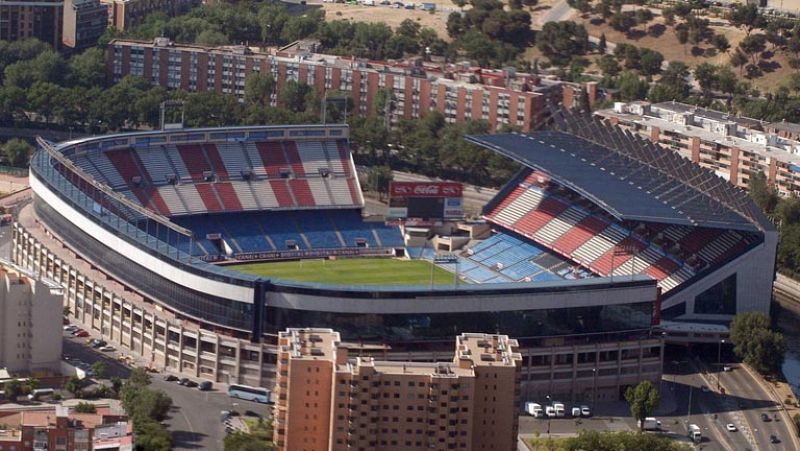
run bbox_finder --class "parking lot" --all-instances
[63,328,272,450]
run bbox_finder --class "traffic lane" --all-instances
[150,378,273,451]
[720,367,793,450]
[63,335,133,379]
[665,376,727,451]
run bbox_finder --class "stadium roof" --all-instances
[467,111,772,232]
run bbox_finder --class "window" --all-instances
[694,274,737,315]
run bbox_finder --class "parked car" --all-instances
[726,423,737,432]
[99,346,115,352]
[74,330,89,337]
[64,325,78,332]
[580,406,591,417]
[178,378,190,386]
[198,381,213,391]
[770,434,780,443]
[185,380,198,388]
[700,385,710,393]
[164,375,179,382]
[761,413,771,422]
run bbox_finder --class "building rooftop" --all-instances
[599,108,800,166]
[363,359,474,377]
[279,328,340,360]
[652,101,766,130]
[456,333,521,368]
[767,120,800,134]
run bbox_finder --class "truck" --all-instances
[552,402,565,417]
[688,424,702,443]
[639,417,662,431]
[525,402,543,417]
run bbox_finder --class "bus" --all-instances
[227,384,271,404]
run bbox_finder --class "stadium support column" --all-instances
[251,278,267,343]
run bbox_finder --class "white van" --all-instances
[545,405,556,418]
[553,402,566,417]
[571,407,581,417]
[525,402,543,417]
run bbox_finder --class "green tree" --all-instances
[224,431,275,451]
[128,368,152,387]
[749,171,778,215]
[2,138,33,167]
[730,3,766,36]
[91,361,108,380]
[730,49,748,76]
[694,63,718,95]
[625,380,660,431]
[639,49,664,77]
[730,311,786,374]
[564,430,691,450]
[536,21,589,67]
[598,33,607,54]
[617,71,649,101]
[75,402,97,414]
[366,165,393,198]
[134,419,173,451]
[3,379,23,401]
[712,34,730,54]
[68,47,107,88]
[244,72,276,108]
[63,376,84,396]
[739,34,767,66]
[597,54,620,76]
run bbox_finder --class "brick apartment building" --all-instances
[106,38,572,132]
[273,328,521,451]
[597,101,800,196]
[0,403,132,451]
[0,0,63,49]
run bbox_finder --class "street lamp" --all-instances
[545,394,551,439]
[717,339,726,390]
[591,368,597,412]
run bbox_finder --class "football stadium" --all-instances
[13,110,776,401]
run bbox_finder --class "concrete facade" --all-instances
[273,329,521,451]
[62,0,108,51]
[0,259,63,375]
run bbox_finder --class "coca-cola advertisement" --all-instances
[389,182,463,198]
[388,181,464,220]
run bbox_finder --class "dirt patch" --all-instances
[322,3,453,38]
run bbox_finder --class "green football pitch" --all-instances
[229,257,458,285]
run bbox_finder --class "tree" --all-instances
[597,54,620,76]
[730,312,786,375]
[730,49,748,76]
[694,62,718,95]
[617,71,649,101]
[649,61,690,102]
[712,34,730,54]
[134,419,173,451]
[639,49,664,77]
[63,376,83,396]
[739,34,767,66]
[224,431,276,451]
[366,165,393,198]
[195,29,229,46]
[75,402,97,414]
[730,3,765,36]
[244,73,276,108]
[536,21,589,67]
[68,47,107,88]
[749,171,778,214]
[598,33,607,54]
[128,368,152,387]
[3,379,23,401]
[565,430,692,450]
[91,361,108,380]
[2,138,33,167]
[625,380,660,431]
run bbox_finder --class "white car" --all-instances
[99,345,116,352]
[726,423,737,432]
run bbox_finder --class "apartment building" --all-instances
[100,0,197,30]
[0,0,63,48]
[0,259,63,375]
[0,403,132,451]
[62,0,108,51]
[106,38,566,132]
[273,328,521,451]
[597,101,800,196]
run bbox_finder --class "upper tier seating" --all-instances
[72,139,363,217]
[484,170,757,292]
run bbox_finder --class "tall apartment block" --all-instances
[106,38,566,132]
[62,0,108,51]
[0,0,63,48]
[0,260,64,375]
[273,328,522,451]
[597,101,800,196]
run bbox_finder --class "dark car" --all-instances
[770,435,780,443]
[164,374,179,382]
[761,413,771,422]
[244,410,262,418]
[178,378,190,386]
[185,380,198,388]
[198,381,213,391]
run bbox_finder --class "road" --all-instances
[63,334,271,450]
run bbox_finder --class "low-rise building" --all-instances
[273,328,521,451]
[106,38,569,132]
[0,402,131,451]
[597,101,800,196]
[0,259,63,375]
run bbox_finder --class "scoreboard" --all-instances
[388,182,464,220]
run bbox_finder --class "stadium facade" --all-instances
[14,114,774,402]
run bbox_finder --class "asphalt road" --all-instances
[63,333,272,450]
